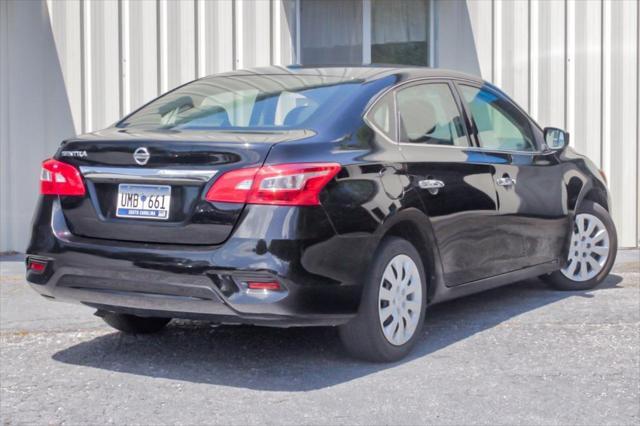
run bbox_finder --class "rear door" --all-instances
[392,81,505,286]
[55,129,305,245]
[455,83,568,270]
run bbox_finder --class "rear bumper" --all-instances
[27,264,356,326]
[26,198,378,326]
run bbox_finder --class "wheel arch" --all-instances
[375,208,444,303]
[560,174,612,268]
[567,159,611,214]
[581,187,610,212]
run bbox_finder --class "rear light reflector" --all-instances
[599,168,608,185]
[40,159,86,196]
[205,163,341,206]
[27,258,47,273]
[247,281,282,291]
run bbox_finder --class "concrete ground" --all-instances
[1,250,638,425]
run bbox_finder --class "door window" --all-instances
[396,83,469,146]
[459,85,537,152]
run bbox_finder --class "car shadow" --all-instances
[52,274,624,391]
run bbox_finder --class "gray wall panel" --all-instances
[604,0,638,248]
[198,0,234,75]
[0,1,77,251]
[435,0,481,75]
[496,0,530,110]
[161,0,196,92]
[0,0,10,250]
[463,0,638,247]
[84,0,121,130]
[569,0,602,167]
[532,0,565,129]
[273,0,296,65]
[124,0,159,112]
[466,0,493,80]
[1,0,638,250]
[48,0,83,134]
[238,0,271,68]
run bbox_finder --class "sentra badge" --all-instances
[60,150,88,158]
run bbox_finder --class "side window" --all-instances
[459,85,536,152]
[396,83,469,146]
[368,93,396,139]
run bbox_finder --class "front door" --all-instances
[456,84,569,271]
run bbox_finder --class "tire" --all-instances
[339,237,427,362]
[100,311,171,334]
[544,200,617,291]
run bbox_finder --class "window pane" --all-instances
[368,93,395,139]
[300,0,362,65]
[397,84,468,146]
[118,75,362,130]
[459,86,536,152]
[372,0,429,66]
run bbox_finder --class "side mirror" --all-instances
[544,127,569,150]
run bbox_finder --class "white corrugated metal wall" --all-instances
[0,0,296,251]
[459,0,639,248]
[47,0,296,135]
[0,0,638,251]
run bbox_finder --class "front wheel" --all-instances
[339,237,427,362]
[545,201,617,291]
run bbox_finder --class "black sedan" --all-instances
[26,66,617,362]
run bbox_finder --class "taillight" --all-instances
[40,159,86,196]
[205,163,341,206]
[247,281,282,291]
[205,166,260,203]
[26,257,48,273]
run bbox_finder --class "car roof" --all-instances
[203,65,485,85]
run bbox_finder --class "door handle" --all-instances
[418,179,445,195]
[496,176,517,187]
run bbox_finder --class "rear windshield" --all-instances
[118,75,363,130]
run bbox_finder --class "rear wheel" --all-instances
[100,312,171,334]
[544,201,617,291]
[339,237,427,362]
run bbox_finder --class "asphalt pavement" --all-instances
[1,250,638,425]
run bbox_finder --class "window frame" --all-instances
[452,81,544,154]
[294,0,435,67]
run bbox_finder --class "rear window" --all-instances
[118,75,362,130]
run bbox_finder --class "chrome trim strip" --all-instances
[79,166,217,183]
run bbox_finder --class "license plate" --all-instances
[116,184,171,220]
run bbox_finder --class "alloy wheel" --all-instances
[378,254,423,346]
[561,213,610,282]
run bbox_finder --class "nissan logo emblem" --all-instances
[133,147,150,166]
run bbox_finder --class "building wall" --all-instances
[1,0,638,251]
[1,0,78,252]
[0,0,296,251]
[439,0,639,248]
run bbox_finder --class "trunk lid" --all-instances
[56,128,312,245]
